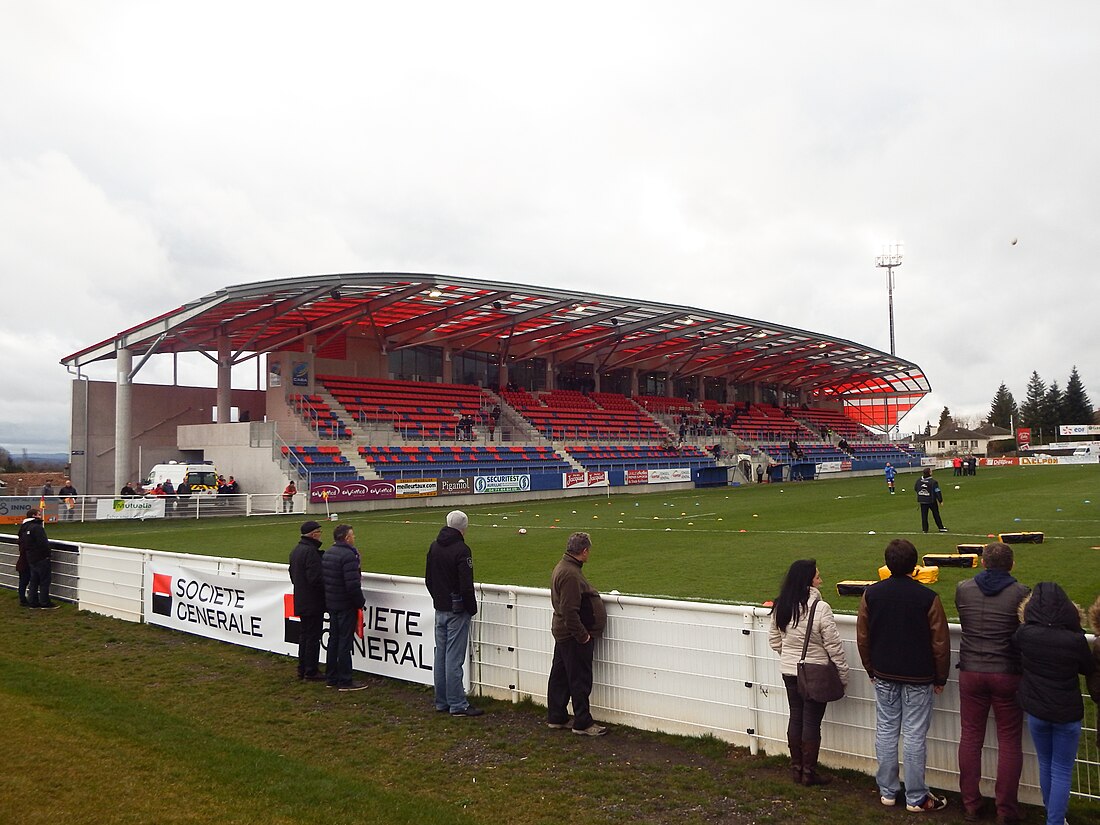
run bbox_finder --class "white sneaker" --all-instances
[880,795,897,807]
[572,724,608,736]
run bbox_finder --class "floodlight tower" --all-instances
[875,245,903,356]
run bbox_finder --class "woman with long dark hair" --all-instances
[1014,582,1095,825]
[769,558,849,785]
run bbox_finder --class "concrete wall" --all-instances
[69,380,267,496]
[177,422,293,497]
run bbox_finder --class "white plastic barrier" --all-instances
[6,538,1100,804]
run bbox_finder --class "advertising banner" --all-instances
[625,469,649,485]
[562,471,609,489]
[980,457,1019,467]
[1016,427,1031,447]
[1060,425,1100,436]
[292,361,309,387]
[647,468,692,484]
[144,562,435,686]
[95,498,166,520]
[473,474,531,494]
[438,477,473,496]
[310,480,396,503]
[1019,456,1058,466]
[395,478,439,498]
[0,496,58,524]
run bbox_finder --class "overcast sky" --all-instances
[2,1,1098,454]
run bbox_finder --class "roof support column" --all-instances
[114,347,133,493]
[546,359,555,391]
[217,335,232,425]
[629,369,638,397]
[442,348,453,383]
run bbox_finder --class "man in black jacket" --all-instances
[857,539,950,812]
[320,524,367,691]
[19,508,59,609]
[425,510,482,716]
[914,467,947,533]
[289,520,327,682]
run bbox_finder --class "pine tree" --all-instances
[1040,381,1063,441]
[937,406,953,431]
[1019,372,1046,430]
[988,382,1019,429]
[1062,366,1094,424]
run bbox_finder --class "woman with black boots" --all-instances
[769,559,849,785]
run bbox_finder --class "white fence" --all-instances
[3,536,1100,805]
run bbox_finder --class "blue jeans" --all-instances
[434,610,471,712]
[874,679,934,806]
[1027,713,1081,825]
[326,608,357,686]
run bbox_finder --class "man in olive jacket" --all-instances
[857,538,951,812]
[547,532,607,736]
[289,520,327,681]
[955,543,1029,823]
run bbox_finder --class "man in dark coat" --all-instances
[289,520,327,681]
[320,523,367,691]
[19,508,59,609]
[425,510,481,716]
[914,467,947,533]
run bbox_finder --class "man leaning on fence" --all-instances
[857,538,951,812]
[425,510,482,717]
[955,542,1029,824]
[546,531,607,736]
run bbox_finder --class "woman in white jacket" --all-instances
[769,559,849,786]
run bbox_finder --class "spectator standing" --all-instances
[1014,582,1095,825]
[953,456,963,476]
[769,559,849,785]
[176,477,192,512]
[120,482,137,498]
[20,507,59,609]
[955,543,1029,824]
[289,520,328,682]
[320,524,367,691]
[425,510,482,716]
[57,478,78,521]
[282,480,297,513]
[41,481,54,497]
[914,468,948,533]
[857,538,951,812]
[547,532,608,736]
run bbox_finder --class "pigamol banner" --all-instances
[144,561,435,685]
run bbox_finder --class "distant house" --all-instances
[924,423,999,457]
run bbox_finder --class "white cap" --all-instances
[446,510,469,532]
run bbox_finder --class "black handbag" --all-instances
[795,599,845,703]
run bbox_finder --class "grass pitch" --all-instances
[48,465,1100,617]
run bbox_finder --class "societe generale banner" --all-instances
[144,561,435,685]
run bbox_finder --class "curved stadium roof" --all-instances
[60,273,930,428]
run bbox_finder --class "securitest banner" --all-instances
[474,474,531,494]
[144,562,435,686]
[96,498,166,520]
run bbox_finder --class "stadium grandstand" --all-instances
[59,273,929,506]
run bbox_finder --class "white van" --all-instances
[143,462,219,495]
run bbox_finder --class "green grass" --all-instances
[47,465,1100,618]
[7,600,1099,825]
